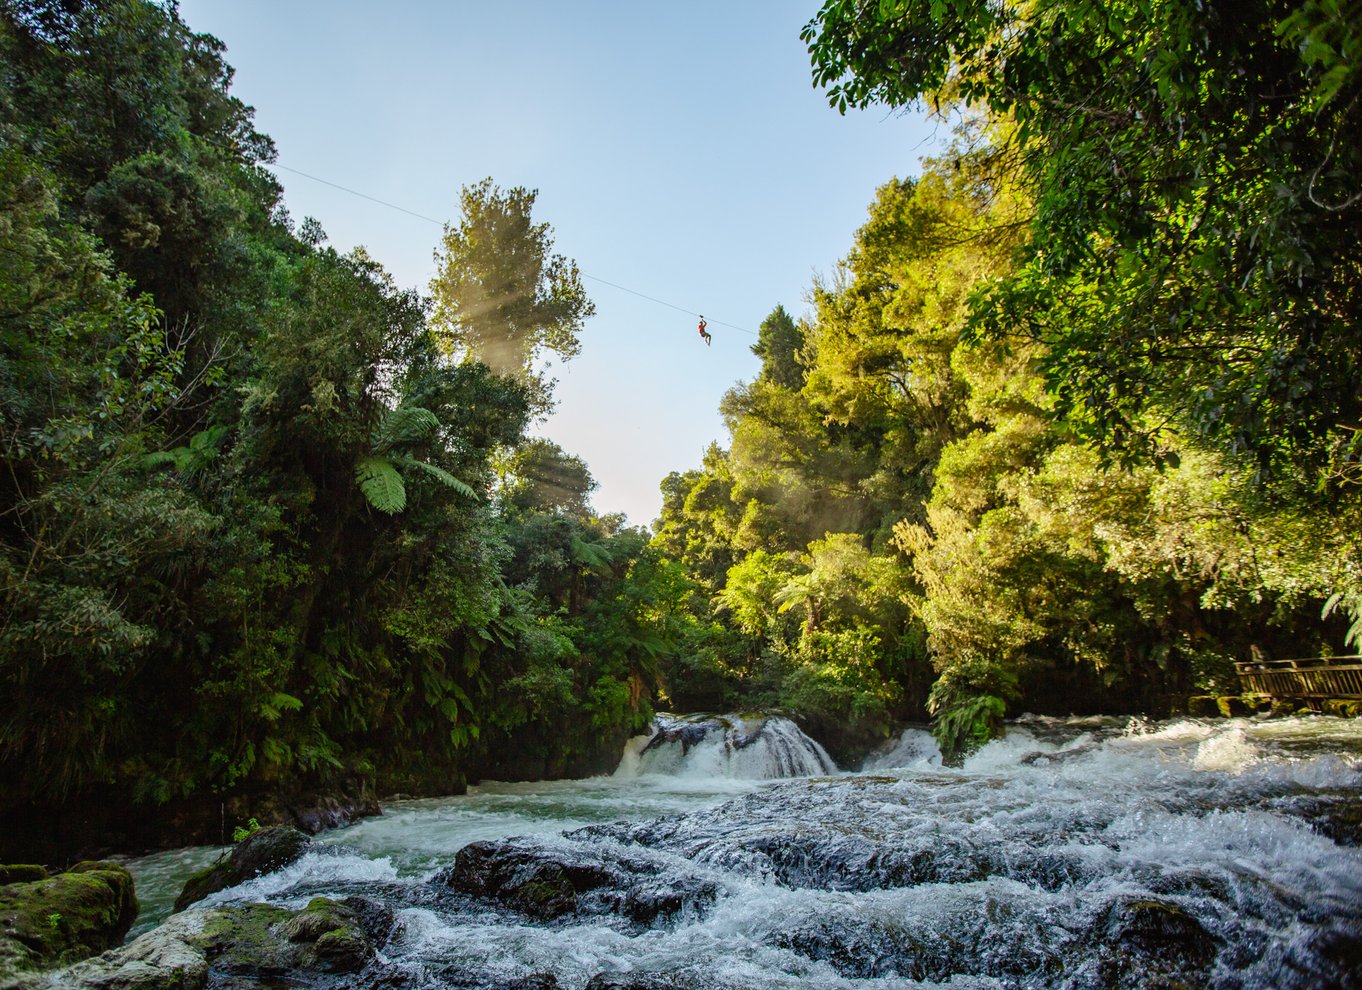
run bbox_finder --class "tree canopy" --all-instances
[430,179,595,416]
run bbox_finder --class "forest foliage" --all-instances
[0,0,677,842]
[1,0,1359,848]
[654,0,1362,759]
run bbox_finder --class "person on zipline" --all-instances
[698,316,712,346]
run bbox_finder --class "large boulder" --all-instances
[1088,897,1220,989]
[0,862,138,981]
[20,896,394,990]
[436,838,718,926]
[173,827,311,912]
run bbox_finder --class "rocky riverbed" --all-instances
[6,714,1362,989]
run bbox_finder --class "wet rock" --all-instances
[0,861,138,981]
[502,976,560,990]
[776,921,944,981]
[574,782,1096,895]
[1276,919,1362,990]
[1268,788,1362,846]
[172,826,311,912]
[30,896,393,990]
[583,975,689,990]
[202,896,390,980]
[1091,897,1219,988]
[436,839,718,925]
[26,909,211,990]
[288,795,383,836]
[641,713,766,756]
[775,910,1065,984]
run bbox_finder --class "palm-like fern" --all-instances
[355,405,475,514]
[142,426,228,479]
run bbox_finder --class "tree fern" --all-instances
[373,405,440,452]
[355,455,407,513]
[394,456,477,498]
[570,534,614,570]
[141,425,227,477]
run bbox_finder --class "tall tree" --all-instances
[429,179,595,415]
[751,305,805,390]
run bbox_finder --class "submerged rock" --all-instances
[436,838,718,925]
[172,826,311,912]
[1087,897,1220,989]
[582,975,691,990]
[0,861,137,982]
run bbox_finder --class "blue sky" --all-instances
[176,1,935,526]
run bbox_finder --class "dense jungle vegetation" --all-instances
[2,0,1359,855]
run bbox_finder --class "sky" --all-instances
[176,1,936,527]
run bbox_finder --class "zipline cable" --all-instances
[266,161,760,337]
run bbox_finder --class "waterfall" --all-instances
[615,713,837,780]
[861,725,942,770]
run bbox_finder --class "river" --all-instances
[123,713,1362,988]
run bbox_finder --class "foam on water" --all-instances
[196,847,400,908]
[860,726,942,770]
[619,713,837,780]
[122,714,1362,989]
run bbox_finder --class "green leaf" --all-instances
[373,405,442,451]
[395,456,477,498]
[355,455,407,513]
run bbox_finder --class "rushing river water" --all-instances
[124,713,1362,989]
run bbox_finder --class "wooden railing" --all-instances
[1235,655,1362,700]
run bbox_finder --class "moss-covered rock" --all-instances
[1187,695,1221,717]
[0,862,138,980]
[23,895,394,989]
[0,867,47,886]
[1323,699,1362,719]
[192,896,390,983]
[172,826,311,912]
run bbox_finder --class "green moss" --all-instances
[190,898,376,977]
[1323,699,1362,719]
[278,897,354,943]
[196,903,293,971]
[0,864,138,977]
[513,873,577,918]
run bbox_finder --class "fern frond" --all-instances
[394,456,477,498]
[141,450,180,470]
[189,425,228,452]
[570,535,613,570]
[373,405,440,452]
[355,455,407,513]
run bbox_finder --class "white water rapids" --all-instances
[123,713,1362,988]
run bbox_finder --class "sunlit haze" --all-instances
[176,0,935,526]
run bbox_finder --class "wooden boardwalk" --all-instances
[1235,655,1362,701]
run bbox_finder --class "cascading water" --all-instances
[860,726,942,770]
[616,713,838,780]
[114,714,1362,989]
